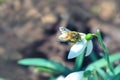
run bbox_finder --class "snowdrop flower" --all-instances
[58,27,93,59]
[64,71,88,80]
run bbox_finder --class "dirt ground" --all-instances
[0,0,120,80]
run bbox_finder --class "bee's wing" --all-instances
[59,27,71,33]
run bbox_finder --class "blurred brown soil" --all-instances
[0,0,120,80]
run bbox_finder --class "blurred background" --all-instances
[0,0,120,80]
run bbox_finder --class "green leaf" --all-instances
[96,29,114,74]
[88,76,94,80]
[34,67,60,74]
[84,70,92,77]
[86,52,120,71]
[18,58,71,75]
[110,72,120,80]
[93,70,99,80]
[89,52,98,62]
[96,68,109,80]
[114,64,120,75]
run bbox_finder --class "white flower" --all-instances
[58,27,93,59]
[64,71,88,80]
[68,36,93,59]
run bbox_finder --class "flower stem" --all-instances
[96,29,114,75]
[73,51,85,71]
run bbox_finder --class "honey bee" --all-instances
[58,27,81,43]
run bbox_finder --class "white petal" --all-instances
[68,40,87,59]
[56,76,65,80]
[85,40,93,56]
[64,71,88,80]
[79,33,86,36]
[79,33,86,39]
